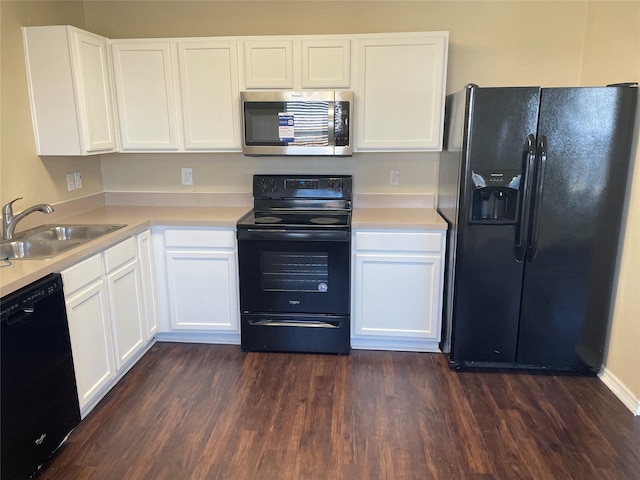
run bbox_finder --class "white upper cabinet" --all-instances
[110,39,241,152]
[240,37,351,90]
[301,38,351,88]
[22,26,117,155]
[355,32,449,152]
[177,40,241,150]
[111,40,180,151]
[242,39,294,89]
[25,28,448,154]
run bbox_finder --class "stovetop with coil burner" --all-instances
[237,175,353,230]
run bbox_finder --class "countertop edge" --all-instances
[1,205,446,297]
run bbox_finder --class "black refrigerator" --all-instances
[437,83,638,373]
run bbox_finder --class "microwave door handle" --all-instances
[328,101,335,146]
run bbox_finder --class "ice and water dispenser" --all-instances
[470,170,521,222]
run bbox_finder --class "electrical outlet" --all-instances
[66,173,76,192]
[390,170,400,186]
[73,171,83,189]
[181,168,193,186]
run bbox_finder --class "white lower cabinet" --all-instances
[62,254,115,415]
[62,233,154,417]
[154,227,240,344]
[137,230,159,340]
[351,230,445,352]
[103,237,146,369]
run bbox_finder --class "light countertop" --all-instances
[1,204,445,297]
[353,207,447,230]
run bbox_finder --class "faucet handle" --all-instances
[3,197,23,216]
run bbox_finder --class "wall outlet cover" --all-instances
[66,173,76,191]
[181,168,193,186]
[73,171,83,189]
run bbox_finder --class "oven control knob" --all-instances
[257,178,278,193]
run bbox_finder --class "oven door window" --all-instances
[238,239,349,315]
[261,251,329,292]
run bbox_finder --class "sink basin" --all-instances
[0,239,83,260]
[25,224,126,242]
[2,224,126,260]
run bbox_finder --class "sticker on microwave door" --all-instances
[278,113,295,142]
[318,283,328,292]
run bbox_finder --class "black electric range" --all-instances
[236,175,353,354]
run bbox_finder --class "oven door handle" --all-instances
[249,319,340,328]
[237,229,350,241]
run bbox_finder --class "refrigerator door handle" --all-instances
[526,135,548,262]
[515,134,537,261]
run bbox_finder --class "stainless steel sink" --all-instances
[26,224,126,242]
[0,239,83,260]
[0,224,126,260]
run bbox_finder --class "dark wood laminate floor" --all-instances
[36,342,640,480]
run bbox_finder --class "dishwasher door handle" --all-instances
[6,305,35,326]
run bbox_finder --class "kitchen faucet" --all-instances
[2,197,54,240]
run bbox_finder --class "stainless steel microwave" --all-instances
[241,90,353,156]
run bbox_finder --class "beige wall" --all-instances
[1,1,638,403]
[580,2,640,404]
[0,1,104,209]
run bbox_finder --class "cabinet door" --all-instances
[106,261,146,369]
[111,41,180,150]
[301,38,351,88]
[165,250,240,331]
[355,33,448,151]
[137,230,159,340]
[65,281,115,412]
[353,252,442,340]
[22,25,117,155]
[177,40,241,150]
[69,29,118,153]
[242,40,294,89]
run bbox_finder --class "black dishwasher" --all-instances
[1,273,81,479]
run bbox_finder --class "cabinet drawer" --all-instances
[164,229,235,249]
[103,237,137,273]
[61,253,104,297]
[354,231,443,253]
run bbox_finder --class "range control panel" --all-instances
[253,175,353,199]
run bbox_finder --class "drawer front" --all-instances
[164,228,235,249]
[354,231,443,253]
[61,253,104,297]
[103,237,137,272]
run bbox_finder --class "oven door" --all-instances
[237,229,350,315]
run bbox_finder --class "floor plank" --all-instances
[35,343,640,480]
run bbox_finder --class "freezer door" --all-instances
[450,86,540,363]
[517,86,638,370]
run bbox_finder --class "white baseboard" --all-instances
[155,331,241,345]
[598,367,640,415]
[351,336,441,353]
